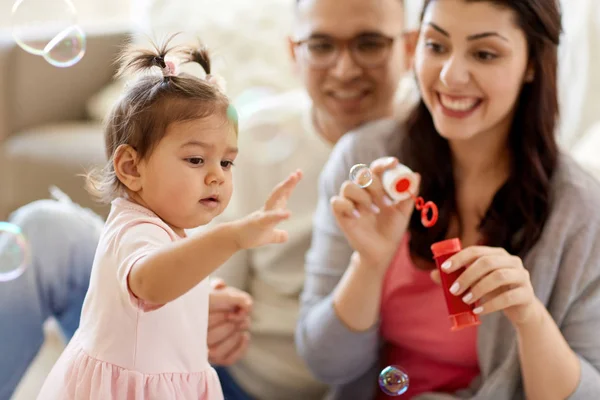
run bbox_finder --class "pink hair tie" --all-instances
[162,60,177,77]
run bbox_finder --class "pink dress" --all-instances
[37,198,224,400]
[377,236,479,399]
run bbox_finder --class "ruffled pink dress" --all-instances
[37,198,223,399]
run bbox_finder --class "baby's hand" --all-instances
[233,170,303,249]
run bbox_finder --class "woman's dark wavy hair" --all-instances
[401,0,562,267]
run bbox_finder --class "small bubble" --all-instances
[43,25,86,68]
[0,222,30,282]
[11,0,77,56]
[378,365,409,396]
[349,164,373,188]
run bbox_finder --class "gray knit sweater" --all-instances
[296,119,600,400]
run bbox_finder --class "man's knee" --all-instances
[9,200,104,239]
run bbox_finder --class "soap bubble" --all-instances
[379,365,409,396]
[43,25,86,67]
[234,87,277,113]
[0,222,30,282]
[349,163,373,188]
[244,119,299,166]
[11,0,77,56]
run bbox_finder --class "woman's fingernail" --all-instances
[462,292,473,303]
[383,196,394,207]
[441,260,452,270]
[352,210,360,218]
[370,204,380,214]
[473,306,483,314]
[449,282,459,294]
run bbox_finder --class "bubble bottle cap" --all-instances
[430,238,462,258]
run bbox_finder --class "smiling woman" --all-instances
[404,0,560,263]
[297,0,600,399]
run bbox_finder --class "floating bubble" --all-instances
[234,87,277,114]
[43,25,86,67]
[11,0,77,56]
[349,163,373,188]
[0,222,30,282]
[244,121,298,165]
[378,365,409,396]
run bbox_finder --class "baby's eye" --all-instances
[221,160,234,170]
[186,157,204,165]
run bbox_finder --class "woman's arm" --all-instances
[519,224,600,400]
[297,217,381,385]
[296,121,402,384]
[333,252,387,331]
[516,300,582,400]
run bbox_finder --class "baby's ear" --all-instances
[113,144,142,192]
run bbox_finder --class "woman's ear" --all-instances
[403,30,419,71]
[113,144,143,192]
[524,63,535,83]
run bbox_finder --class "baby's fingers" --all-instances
[264,169,303,211]
[268,229,289,244]
[257,209,291,226]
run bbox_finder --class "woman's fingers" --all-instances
[472,286,530,316]
[340,181,381,215]
[331,195,360,219]
[367,158,399,209]
[460,268,526,305]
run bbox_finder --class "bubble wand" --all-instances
[349,163,438,227]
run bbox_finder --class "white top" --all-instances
[200,89,333,400]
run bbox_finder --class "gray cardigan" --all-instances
[296,119,600,400]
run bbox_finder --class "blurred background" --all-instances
[0,1,598,398]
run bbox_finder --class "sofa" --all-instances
[0,27,132,220]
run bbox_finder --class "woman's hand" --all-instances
[438,246,543,327]
[330,157,419,273]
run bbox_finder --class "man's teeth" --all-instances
[440,94,479,111]
[334,91,363,100]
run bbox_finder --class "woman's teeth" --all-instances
[439,94,479,111]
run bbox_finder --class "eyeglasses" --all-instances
[292,32,402,69]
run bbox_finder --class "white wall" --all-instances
[0,0,131,29]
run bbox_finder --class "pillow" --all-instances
[86,80,126,122]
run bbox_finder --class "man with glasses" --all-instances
[208,1,414,399]
[0,0,414,399]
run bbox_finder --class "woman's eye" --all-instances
[475,51,498,61]
[425,42,445,53]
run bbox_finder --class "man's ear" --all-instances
[113,144,143,192]
[287,36,298,63]
[287,36,302,75]
[403,30,419,70]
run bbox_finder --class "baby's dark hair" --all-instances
[85,34,236,204]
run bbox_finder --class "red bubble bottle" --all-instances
[430,238,481,331]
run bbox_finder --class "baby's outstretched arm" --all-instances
[128,170,303,305]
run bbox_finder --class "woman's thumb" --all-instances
[430,269,442,286]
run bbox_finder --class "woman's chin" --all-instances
[433,122,479,142]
